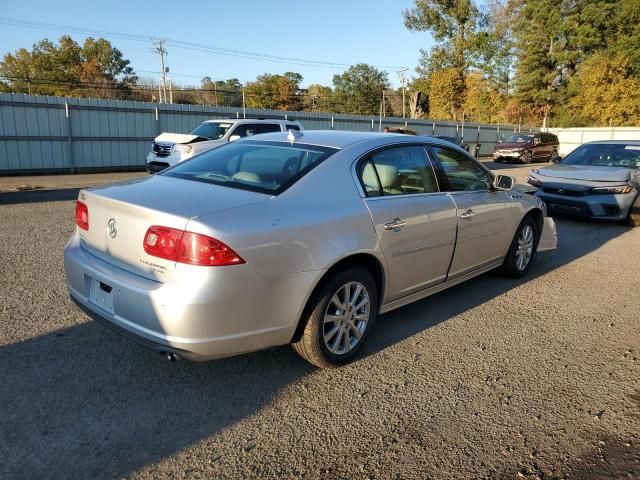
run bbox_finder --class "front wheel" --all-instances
[626,195,640,227]
[292,267,378,368]
[501,217,538,278]
[521,151,533,164]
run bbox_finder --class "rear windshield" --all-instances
[189,122,233,140]
[163,141,338,194]
[562,143,640,169]
[504,134,534,143]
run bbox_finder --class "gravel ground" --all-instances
[0,177,639,479]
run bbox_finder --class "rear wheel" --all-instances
[501,217,538,278]
[550,149,558,161]
[292,267,378,368]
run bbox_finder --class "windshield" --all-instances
[561,143,640,169]
[163,141,338,194]
[189,122,233,140]
[504,134,534,143]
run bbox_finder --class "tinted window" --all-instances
[504,134,535,143]
[257,124,281,134]
[232,124,261,138]
[164,141,338,194]
[549,134,558,143]
[431,147,492,192]
[286,124,301,131]
[561,143,640,169]
[189,122,232,140]
[363,146,438,196]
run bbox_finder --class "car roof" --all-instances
[244,130,470,150]
[202,118,302,125]
[582,140,640,145]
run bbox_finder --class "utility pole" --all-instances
[153,39,168,103]
[398,67,408,118]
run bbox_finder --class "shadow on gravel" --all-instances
[0,323,313,479]
[0,188,80,205]
[362,218,630,361]
[0,219,630,479]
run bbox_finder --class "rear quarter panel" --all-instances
[190,147,385,278]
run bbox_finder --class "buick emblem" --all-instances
[107,218,117,238]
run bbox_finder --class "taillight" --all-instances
[75,201,89,230]
[143,226,245,266]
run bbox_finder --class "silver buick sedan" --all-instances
[65,131,557,368]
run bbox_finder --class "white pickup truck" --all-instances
[146,118,304,172]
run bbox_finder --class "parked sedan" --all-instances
[65,131,557,368]
[528,140,640,225]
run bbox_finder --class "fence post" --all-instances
[371,118,374,131]
[331,117,334,130]
[155,106,160,136]
[65,101,74,174]
[432,123,435,134]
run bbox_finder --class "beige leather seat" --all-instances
[362,163,401,195]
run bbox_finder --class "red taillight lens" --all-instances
[143,226,245,267]
[75,201,89,230]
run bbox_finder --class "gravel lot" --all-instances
[1,166,639,479]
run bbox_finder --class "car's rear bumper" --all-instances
[64,232,322,361]
[536,191,636,221]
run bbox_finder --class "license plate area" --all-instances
[89,278,114,314]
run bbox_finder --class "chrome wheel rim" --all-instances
[516,225,534,271]
[323,282,370,355]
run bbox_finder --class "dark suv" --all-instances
[493,132,559,164]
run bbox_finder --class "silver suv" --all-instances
[146,118,304,172]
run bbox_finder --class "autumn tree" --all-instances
[569,53,640,126]
[0,36,136,98]
[244,72,303,110]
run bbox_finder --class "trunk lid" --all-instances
[78,175,267,282]
[537,165,632,182]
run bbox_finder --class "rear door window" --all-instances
[358,146,438,197]
[257,123,281,134]
[286,124,301,131]
[232,124,261,138]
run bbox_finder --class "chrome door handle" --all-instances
[460,209,475,220]
[383,218,406,231]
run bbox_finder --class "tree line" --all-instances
[1,0,639,127]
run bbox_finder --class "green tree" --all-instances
[331,63,389,115]
[199,77,242,106]
[512,0,563,125]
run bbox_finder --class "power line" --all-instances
[0,17,406,71]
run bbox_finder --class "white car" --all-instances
[146,119,304,172]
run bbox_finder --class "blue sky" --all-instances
[1,0,434,88]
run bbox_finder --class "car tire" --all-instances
[500,216,538,278]
[292,267,378,368]
[522,151,533,164]
[550,149,558,162]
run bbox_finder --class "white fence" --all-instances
[547,127,640,156]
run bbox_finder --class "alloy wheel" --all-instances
[516,225,534,271]
[323,282,370,355]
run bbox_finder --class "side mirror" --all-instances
[229,135,241,142]
[494,174,514,191]
[551,155,562,164]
